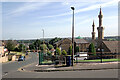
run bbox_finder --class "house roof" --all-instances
[54,38,89,45]
[74,39,89,44]
[54,38,65,45]
[103,41,119,53]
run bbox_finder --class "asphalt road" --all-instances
[2,52,119,78]
[2,52,38,77]
[3,69,118,78]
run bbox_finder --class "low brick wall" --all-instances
[12,55,16,61]
[0,56,8,63]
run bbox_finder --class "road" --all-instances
[2,69,118,78]
[2,52,118,78]
[2,52,38,77]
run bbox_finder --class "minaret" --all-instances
[97,7,104,41]
[92,20,96,40]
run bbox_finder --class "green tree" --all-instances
[49,37,61,45]
[75,46,80,53]
[48,44,54,50]
[6,40,16,53]
[18,44,26,52]
[56,47,61,55]
[29,44,35,50]
[47,51,52,56]
[14,47,19,52]
[62,50,67,56]
[33,39,41,50]
[40,44,48,53]
[68,46,72,55]
[88,43,96,55]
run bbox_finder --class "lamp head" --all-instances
[71,7,75,10]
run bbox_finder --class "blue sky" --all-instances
[1,0,118,40]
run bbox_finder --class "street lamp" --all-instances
[98,43,104,63]
[71,7,75,66]
[42,29,44,44]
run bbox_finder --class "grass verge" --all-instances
[76,58,120,62]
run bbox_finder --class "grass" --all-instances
[9,51,25,56]
[76,58,120,62]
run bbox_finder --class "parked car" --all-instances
[18,56,25,61]
[26,52,28,55]
[74,56,87,60]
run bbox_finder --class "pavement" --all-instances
[19,61,119,72]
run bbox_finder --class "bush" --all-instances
[40,44,48,53]
[56,47,61,55]
[47,51,52,56]
[62,50,67,56]
[75,46,80,53]
[48,44,54,50]
[88,43,96,55]
[68,46,72,55]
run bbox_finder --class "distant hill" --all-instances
[1,36,119,45]
[82,36,120,42]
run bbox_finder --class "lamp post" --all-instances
[98,43,103,63]
[100,43,104,63]
[42,29,44,44]
[71,7,75,66]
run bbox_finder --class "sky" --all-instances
[1,0,119,40]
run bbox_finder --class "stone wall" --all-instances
[0,56,8,63]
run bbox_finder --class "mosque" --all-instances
[91,7,119,56]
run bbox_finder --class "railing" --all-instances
[87,52,120,59]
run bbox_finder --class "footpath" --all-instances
[18,61,119,72]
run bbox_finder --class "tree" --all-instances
[29,44,35,50]
[33,39,41,50]
[14,47,19,52]
[18,44,26,52]
[75,46,80,53]
[47,51,52,56]
[29,39,41,50]
[62,50,67,56]
[48,44,54,50]
[68,46,72,55]
[40,44,48,53]
[6,40,16,53]
[49,37,61,45]
[88,43,96,55]
[56,47,61,55]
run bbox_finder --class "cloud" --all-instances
[104,16,117,19]
[75,0,118,13]
[28,14,89,27]
[40,0,118,18]
[7,2,50,17]
[1,0,118,2]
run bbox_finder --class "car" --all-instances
[18,56,25,61]
[74,57,87,61]
[26,52,28,55]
